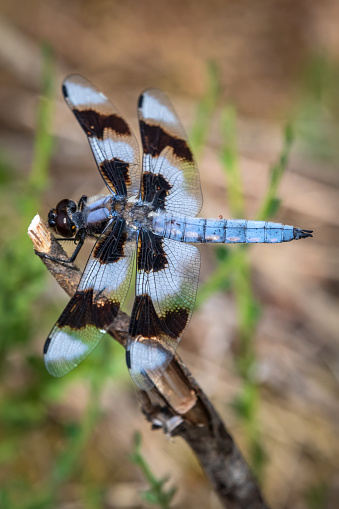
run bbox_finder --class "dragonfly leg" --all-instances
[78,195,88,211]
[35,229,86,264]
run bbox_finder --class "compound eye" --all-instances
[55,211,76,238]
[48,209,57,230]
[56,199,77,214]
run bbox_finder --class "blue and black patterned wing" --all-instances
[44,219,135,377]
[63,74,140,197]
[138,89,202,216]
[126,233,200,390]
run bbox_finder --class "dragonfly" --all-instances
[37,74,312,391]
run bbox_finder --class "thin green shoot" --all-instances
[190,60,220,158]
[220,105,245,217]
[256,123,294,221]
[130,432,177,509]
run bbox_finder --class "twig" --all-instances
[28,215,270,509]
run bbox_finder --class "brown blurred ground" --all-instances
[0,1,338,508]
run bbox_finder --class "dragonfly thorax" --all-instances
[123,199,153,230]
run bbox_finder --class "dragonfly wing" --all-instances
[44,219,135,377]
[63,74,141,197]
[127,234,200,390]
[138,88,202,216]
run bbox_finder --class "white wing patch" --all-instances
[45,330,90,366]
[91,139,136,164]
[129,341,169,370]
[141,93,177,124]
[79,256,132,294]
[64,82,108,107]
[127,340,172,390]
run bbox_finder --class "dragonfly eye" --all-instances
[47,209,57,230]
[48,199,77,237]
[55,211,76,238]
[56,199,77,214]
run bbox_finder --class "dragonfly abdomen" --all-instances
[151,214,312,244]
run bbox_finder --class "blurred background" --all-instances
[0,1,338,508]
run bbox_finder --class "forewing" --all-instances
[44,219,135,377]
[63,74,140,197]
[127,234,200,390]
[138,89,202,216]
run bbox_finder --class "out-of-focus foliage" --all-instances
[0,43,54,360]
[0,44,55,508]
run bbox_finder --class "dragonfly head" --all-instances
[48,199,77,238]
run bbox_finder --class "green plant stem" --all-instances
[190,60,220,158]
[256,123,294,221]
[130,432,176,509]
[220,106,245,217]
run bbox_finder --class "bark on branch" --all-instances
[28,215,270,509]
